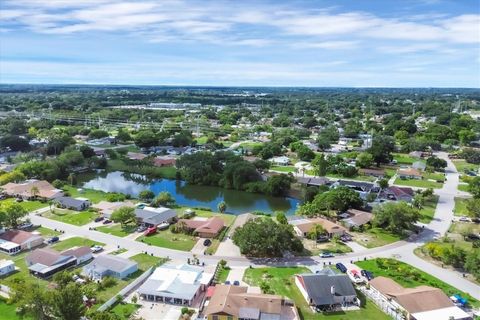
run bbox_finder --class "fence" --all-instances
[359,287,404,320]
[97,266,155,312]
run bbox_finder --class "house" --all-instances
[204,284,299,320]
[398,168,423,180]
[92,200,136,218]
[26,248,78,279]
[359,168,385,178]
[61,246,93,265]
[0,230,44,254]
[342,209,373,228]
[0,163,16,173]
[1,180,63,200]
[83,254,138,280]
[295,273,358,311]
[296,177,331,187]
[54,196,91,211]
[127,152,147,161]
[369,276,471,320]
[0,259,15,276]
[135,206,178,227]
[409,151,423,159]
[177,217,225,238]
[270,156,290,166]
[412,161,427,172]
[382,186,415,202]
[289,217,347,238]
[153,156,176,167]
[333,180,375,193]
[137,264,213,306]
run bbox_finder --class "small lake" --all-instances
[79,171,301,215]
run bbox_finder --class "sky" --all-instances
[0,0,479,87]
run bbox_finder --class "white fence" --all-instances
[97,266,154,312]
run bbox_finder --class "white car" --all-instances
[459,216,470,222]
[91,245,103,253]
[348,270,365,284]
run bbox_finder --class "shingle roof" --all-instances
[61,246,92,258]
[26,248,70,267]
[293,218,346,235]
[178,217,225,236]
[85,255,137,273]
[298,274,356,306]
[0,230,42,245]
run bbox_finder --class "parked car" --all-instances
[319,252,334,258]
[316,235,329,243]
[144,226,157,236]
[233,281,240,286]
[459,217,470,222]
[203,239,212,247]
[94,216,104,223]
[91,245,103,253]
[103,219,112,224]
[335,263,347,273]
[18,222,34,230]
[466,233,480,241]
[46,236,59,244]
[348,269,364,284]
[472,218,480,224]
[15,198,23,202]
[224,281,231,285]
[361,270,374,281]
[157,222,169,230]
[340,234,352,242]
[136,225,147,232]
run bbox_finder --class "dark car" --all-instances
[224,281,231,285]
[335,263,347,273]
[340,234,352,242]
[47,236,59,244]
[316,235,329,243]
[94,216,104,223]
[103,219,112,224]
[233,281,240,286]
[203,239,212,247]
[361,270,374,280]
[466,234,480,241]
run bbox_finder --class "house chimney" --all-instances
[331,285,335,295]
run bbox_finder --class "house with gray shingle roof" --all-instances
[83,254,138,280]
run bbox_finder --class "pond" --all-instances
[79,171,301,215]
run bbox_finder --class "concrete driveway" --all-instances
[216,238,242,257]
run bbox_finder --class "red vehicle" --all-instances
[144,226,157,236]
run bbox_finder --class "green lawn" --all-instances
[195,136,209,144]
[326,173,376,182]
[97,224,136,237]
[43,208,97,226]
[418,195,439,223]
[238,141,264,149]
[353,228,403,248]
[107,159,177,180]
[52,237,104,251]
[110,303,141,319]
[453,159,480,174]
[0,198,48,212]
[0,298,27,320]
[63,185,107,204]
[356,258,479,308]
[137,228,197,251]
[129,253,168,270]
[271,166,297,173]
[394,177,443,189]
[31,226,61,237]
[243,267,388,320]
[0,250,30,287]
[453,197,469,216]
[423,172,445,182]
[216,266,230,283]
[177,207,236,225]
[393,153,420,165]
[458,184,470,193]
[110,248,128,255]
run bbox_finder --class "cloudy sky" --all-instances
[1,0,479,87]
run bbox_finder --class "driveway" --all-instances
[191,238,208,255]
[226,266,248,286]
[216,238,242,257]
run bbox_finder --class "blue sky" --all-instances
[0,0,479,87]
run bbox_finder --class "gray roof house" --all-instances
[135,206,178,227]
[26,248,78,279]
[54,196,91,211]
[83,255,138,280]
[295,273,358,310]
[137,264,214,306]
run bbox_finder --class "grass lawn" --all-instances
[353,228,403,248]
[453,159,480,174]
[177,207,237,225]
[111,248,128,255]
[393,153,420,165]
[52,237,104,251]
[137,228,197,251]
[31,226,61,237]
[195,136,209,144]
[423,172,445,182]
[394,177,443,189]
[107,159,177,180]
[43,208,97,226]
[418,195,439,223]
[97,224,136,237]
[0,198,48,212]
[0,250,30,287]
[453,197,470,216]
[63,185,107,204]
[458,184,470,194]
[0,298,27,320]
[271,166,297,173]
[243,267,388,320]
[216,266,230,283]
[301,240,353,256]
[356,258,479,308]
[129,253,168,270]
[239,141,264,149]
[326,173,376,182]
[110,303,141,319]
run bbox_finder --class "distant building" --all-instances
[177,217,225,238]
[127,152,147,161]
[54,196,91,211]
[342,209,373,228]
[398,168,423,180]
[333,180,375,193]
[0,259,15,276]
[289,217,347,239]
[412,161,427,172]
[135,206,178,228]
[358,168,385,178]
[153,156,176,167]
[83,255,138,280]
[382,186,415,202]
[1,180,63,200]
[137,264,213,306]
[296,176,331,187]
[26,248,79,279]
[270,156,290,166]
[92,200,136,218]
[0,230,44,254]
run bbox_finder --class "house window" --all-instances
[212,316,218,320]
[227,317,233,320]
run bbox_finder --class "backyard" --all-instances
[453,159,480,174]
[356,258,479,307]
[243,267,388,320]
[42,208,97,226]
[62,185,108,204]
[271,166,297,173]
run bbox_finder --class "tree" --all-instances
[232,218,303,257]
[0,135,30,151]
[368,135,395,166]
[309,186,363,214]
[217,201,227,213]
[30,186,40,199]
[276,212,287,225]
[379,179,389,190]
[469,177,480,198]
[356,152,374,168]
[465,198,480,218]
[138,190,155,202]
[51,282,86,320]
[134,130,158,148]
[264,174,294,196]
[412,194,425,209]
[151,191,176,207]
[0,202,28,228]
[110,206,136,227]
[79,145,96,158]
[312,154,328,177]
[88,129,109,139]
[426,156,447,171]
[10,280,53,320]
[465,250,480,281]
[307,224,326,240]
[116,128,131,143]
[373,202,420,235]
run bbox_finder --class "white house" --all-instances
[271,156,290,166]
[0,259,15,276]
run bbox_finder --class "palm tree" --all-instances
[30,186,39,199]
[68,173,75,186]
[217,201,227,213]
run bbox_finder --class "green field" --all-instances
[243,267,388,320]
[97,224,136,237]
[216,266,230,283]
[107,159,177,179]
[453,197,469,216]
[356,258,479,307]
[271,166,297,173]
[52,237,104,251]
[423,172,445,182]
[394,177,443,189]
[0,198,48,212]
[43,208,97,226]
[458,184,470,193]
[63,186,108,204]
[0,298,28,320]
[453,160,480,174]
[418,195,439,223]
[31,226,61,237]
[137,228,197,251]
[110,303,141,319]
[353,228,403,248]
[129,253,168,270]
[393,153,420,165]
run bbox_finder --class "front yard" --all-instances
[394,177,443,189]
[97,224,137,237]
[52,236,104,251]
[352,228,403,248]
[453,197,469,216]
[271,166,297,173]
[42,208,97,226]
[243,267,388,320]
[356,258,479,308]
[0,198,48,212]
[137,228,197,251]
[418,195,439,223]
[301,239,352,256]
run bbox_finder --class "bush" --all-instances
[106,193,126,202]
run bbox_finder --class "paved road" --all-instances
[29,152,480,299]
